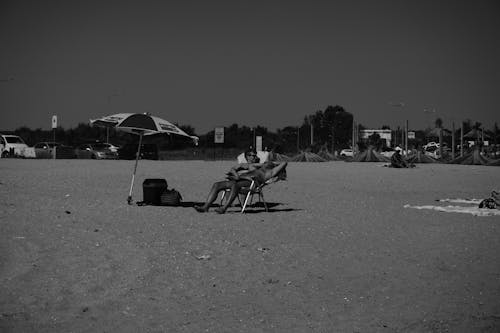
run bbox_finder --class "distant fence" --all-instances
[158,148,243,161]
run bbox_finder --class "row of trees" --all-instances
[5,106,499,154]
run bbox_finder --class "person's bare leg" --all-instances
[195,180,233,212]
[215,180,251,214]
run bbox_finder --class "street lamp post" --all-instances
[389,102,408,154]
[297,127,300,152]
[331,126,335,154]
[252,127,256,149]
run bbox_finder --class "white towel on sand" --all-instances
[404,198,500,217]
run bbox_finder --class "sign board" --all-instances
[256,136,263,152]
[52,115,58,129]
[407,131,415,139]
[214,127,224,143]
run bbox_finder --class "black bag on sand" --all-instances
[160,188,183,206]
[479,198,497,209]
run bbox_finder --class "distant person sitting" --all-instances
[493,191,500,207]
[390,147,409,168]
[480,190,500,209]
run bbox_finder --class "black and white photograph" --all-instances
[1,0,500,332]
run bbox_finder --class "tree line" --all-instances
[4,106,499,153]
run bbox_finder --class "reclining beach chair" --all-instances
[220,177,276,212]
[239,177,274,212]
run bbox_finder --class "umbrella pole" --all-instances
[127,133,143,204]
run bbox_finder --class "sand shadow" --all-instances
[223,202,302,214]
[137,201,300,214]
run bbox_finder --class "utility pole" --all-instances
[331,126,335,154]
[310,117,314,146]
[352,120,356,152]
[460,123,464,157]
[452,121,455,159]
[405,119,409,155]
[296,127,300,152]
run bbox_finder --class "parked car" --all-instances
[118,143,159,160]
[423,142,440,150]
[75,143,118,159]
[101,143,119,153]
[340,148,354,157]
[33,142,76,159]
[424,145,450,159]
[0,134,29,158]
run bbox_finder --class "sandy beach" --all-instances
[1,159,499,332]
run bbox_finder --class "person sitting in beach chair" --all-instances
[479,190,500,209]
[194,161,288,214]
[236,148,270,164]
[193,149,260,212]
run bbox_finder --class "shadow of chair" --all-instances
[220,176,282,213]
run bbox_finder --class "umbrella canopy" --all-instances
[425,127,451,138]
[448,146,493,165]
[487,159,500,166]
[317,148,341,161]
[289,151,327,162]
[90,112,198,142]
[268,151,291,162]
[463,128,489,140]
[352,146,390,162]
[91,113,198,204]
[407,151,441,164]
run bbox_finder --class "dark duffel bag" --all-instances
[160,188,183,206]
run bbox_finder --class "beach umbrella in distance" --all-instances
[91,113,199,204]
[317,148,341,161]
[487,159,500,166]
[407,151,441,164]
[448,146,493,165]
[352,146,390,162]
[425,127,451,138]
[268,151,290,162]
[290,151,327,162]
[463,128,490,140]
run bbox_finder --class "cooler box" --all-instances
[142,179,168,205]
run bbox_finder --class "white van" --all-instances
[0,134,29,158]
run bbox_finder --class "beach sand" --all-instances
[1,159,499,332]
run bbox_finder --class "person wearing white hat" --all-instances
[391,146,408,168]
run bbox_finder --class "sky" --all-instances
[1,0,499,135]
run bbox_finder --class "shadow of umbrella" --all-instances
[91,113,198,204]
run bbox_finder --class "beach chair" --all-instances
[220,177,274,212]
[239,177,273,213]
[237,152,248,164]
[220,164,287,213]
